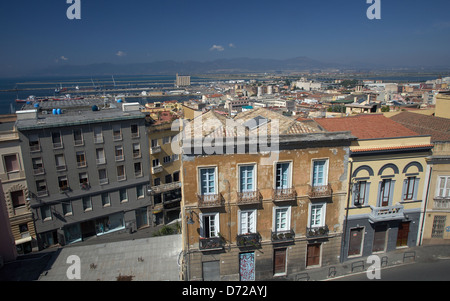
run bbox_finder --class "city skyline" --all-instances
[1,0,450,77]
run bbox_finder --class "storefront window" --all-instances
[95,213,124,236]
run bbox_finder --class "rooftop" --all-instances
[389,111,450,142]
[314,114,420,140]
[16,99,146,130]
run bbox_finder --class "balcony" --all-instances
[433,198,450,210]
[151,146,161,154]
[308,184,332,199]
[306,225,329,238]
[272,187,297,202]
[151,181,181,194]
[271,229,295,244]
[33,167,45,175]
[197,193,224,208]
[236,232,261,248]
[237,190,262,205]
[152,165,163,174]
[199,237,225,251]
[368,203,404,223]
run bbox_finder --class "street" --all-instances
[330,258,450,281]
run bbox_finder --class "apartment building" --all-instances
[390,111,450,245]
[15,100,151,249]
[175,73,191,87]
[147,112,182,226]
[0,115,37,254]
[180,108,355,280]
[315,114,433,261]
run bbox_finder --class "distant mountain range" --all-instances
[32,57,450,77]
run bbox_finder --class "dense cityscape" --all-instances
[1,0,450,292]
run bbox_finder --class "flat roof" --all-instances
[16,99,146,131]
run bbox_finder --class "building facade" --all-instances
[0,115,37,254]
[315,114,433,262]
[180,108,355,280]
[15,101,151,249]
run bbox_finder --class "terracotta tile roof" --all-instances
[351,144,434,153]
[314,114,420,139]
[389,111,450,142]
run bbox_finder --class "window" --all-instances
[173,171,180,182]
[275,162,290,189]
[79,172,89,188]
[162,136,171,144]
[94,126,103,143]
[115,145,124,161]
[32,157,44,175]
[36,180,48,196]
[41,205,52,221]
[4,154,19,173]
[239,209,257,234]
[152,158,160,167]
[82,196,92,211]
[29,135,40,152]
[353,181,369,206]
[151,139,159,148]
[55,154,66,171]
[154,177,161,186]
[137,185,144,199]
[52,132,63,148]
[112,124,122,141]
[132,143,141,158]
[134,162,142,177]
[172,154,179,162]
[437,176,450,198]
[379,179,394,207]
[120,189,128,203]
[201,213,219,238]
[239,165,255,192]
[163,155,171,164]
[101,193,110,207]
[312,159,328,186]
[11,190,25,208]
[62,202,72,216]
[98,168,108,185]
[403,176,418,201]
[200,167,216,195]
[309,203,326,228]
[58,175,69,191]
[117,165,126,181]
[96,148,106,165]
[273,206,291,232]
[165,174,172,184]
[431,215,446,238]
[131,124,139,138]
[76,151,87,168]
[73,129,83,146]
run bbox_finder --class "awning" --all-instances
[15,236,32,245]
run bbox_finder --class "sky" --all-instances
[0,0,449,77]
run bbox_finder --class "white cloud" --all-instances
[228,43,236,48]
[116,51,127,57]
[210,45,224,52]
[55,56,69,63]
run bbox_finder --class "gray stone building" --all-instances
[15,100,151,249]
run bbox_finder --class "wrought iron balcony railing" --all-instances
[236,232,261,248]
[306,225,329,238]
[272,187,297,202]
[199,237,225,251]
[237,190,262,205]
[271,229,295,243]
[308,183,332,199]
[197,193,224,208]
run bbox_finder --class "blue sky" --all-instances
[0,0,449,76]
